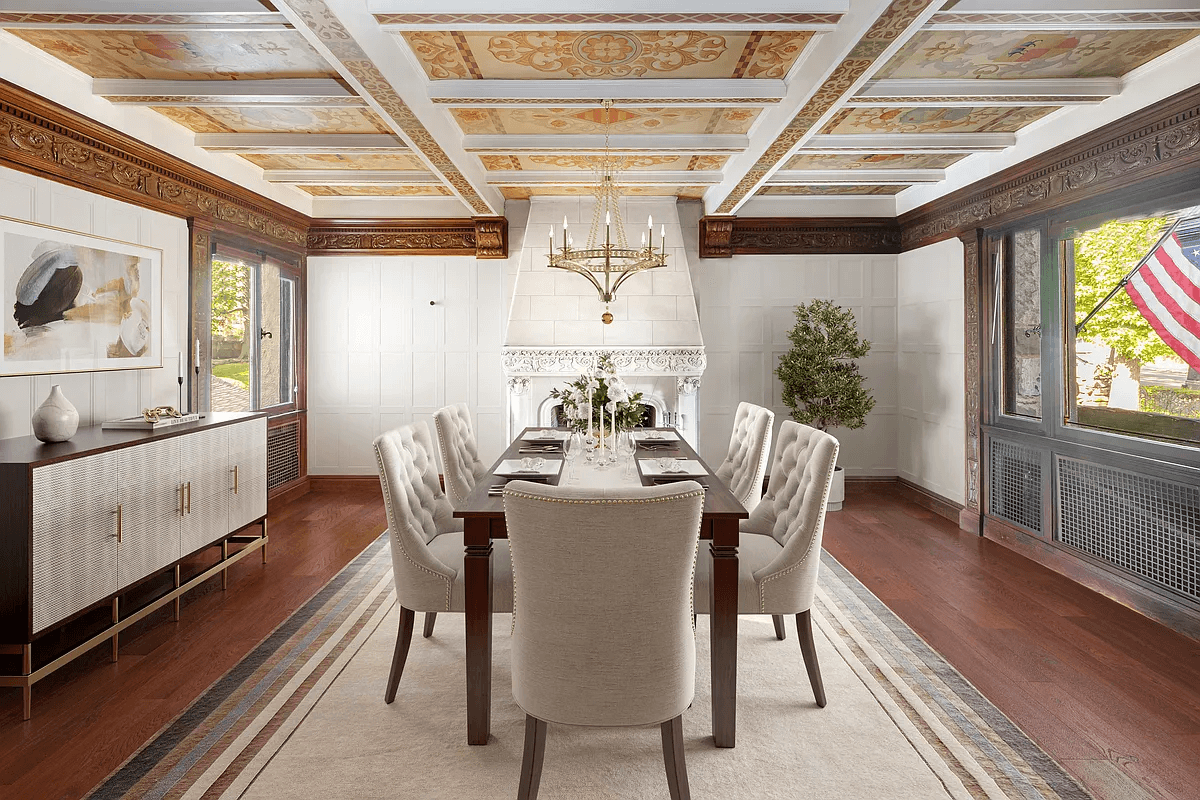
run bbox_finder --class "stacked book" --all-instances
[102,413,201,431]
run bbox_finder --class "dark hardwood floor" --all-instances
[1,481,1197,799]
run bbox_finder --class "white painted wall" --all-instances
[681,205,899,474]
[306,255,507,475]
[897,238,965,504]
[0,165,189,440]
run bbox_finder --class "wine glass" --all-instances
[563,431,581,484]
[618,430,637,479]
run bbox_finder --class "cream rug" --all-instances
[87,536,1091,800]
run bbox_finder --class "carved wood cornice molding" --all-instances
[0,79,308,248]
[900,82,1200,250]
[306,216,509,259]
[700,215,902,257]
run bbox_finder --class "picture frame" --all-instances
[1,215,163,377]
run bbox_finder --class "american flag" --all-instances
[1125,223,1200,372]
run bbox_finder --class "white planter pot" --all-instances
[827,466,845,512]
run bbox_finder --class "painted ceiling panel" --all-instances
[782,153,966,170]
[477,154,727,172]
[6,29,335,80]
[500,185,706,199]
[239,153,425,171]
[876,29,1200,80]
[400,30,812,80]
[757,185,906,195]
[301,185,452,196]
[152,106,392,134]
[822,106,1057,135]
[450,106,759,136]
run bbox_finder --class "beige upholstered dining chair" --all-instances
[695,420,839,708]
[503,481,705,800]
[434,402,490,510]
[372,421,513,704]
[714,401,774,513]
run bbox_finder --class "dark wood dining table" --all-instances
[453,426,748,747]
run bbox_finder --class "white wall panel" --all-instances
[0,165,188,441]
[897,238,965,504]
[307,255,506,475]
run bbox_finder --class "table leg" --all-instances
[710,518,739,748]
[464,517,493,745]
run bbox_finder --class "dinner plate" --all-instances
[495,458,563,478]
[638,458,707,478]
[520,429,570,443]
[632,430,680,443]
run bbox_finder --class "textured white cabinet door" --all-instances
[32,451,118,634]
[180,425,229,556]
[117,437,182,589]
[227,417,267,532]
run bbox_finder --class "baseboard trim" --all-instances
[843,476,963,526]
[309,475,380,491]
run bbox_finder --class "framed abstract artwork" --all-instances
[1,216,162,376]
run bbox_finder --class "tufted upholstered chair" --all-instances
[433,402,489,510]
[503,481,705,800]
[714,401,774,514]
[373,421,513,704]
[695,420,839,708]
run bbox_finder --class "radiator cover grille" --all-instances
[989,439,1042,533]
[1057,457,1199,602]
[267,421,301,490]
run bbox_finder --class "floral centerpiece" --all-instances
[549,355,646,432]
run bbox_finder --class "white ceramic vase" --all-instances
[827,466,845,512]
[32,384,79,443]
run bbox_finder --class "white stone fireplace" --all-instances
[503,197,705,448]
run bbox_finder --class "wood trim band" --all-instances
[899,81,1200,251]
[0,79,307,248]
[306,216,509,259]
[700,215,903,258]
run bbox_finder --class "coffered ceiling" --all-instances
[3,0,1200,217]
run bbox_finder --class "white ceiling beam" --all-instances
[484,171,724,186]
[848,78,1119,106]
[428,79,786,107]
[927,10,1200,30]
[462,134,747,154]
[93,79,363,107]
[947,0,1200,12]
[803,133,1016,152]
[766,169,943,184]
[262,170,442,185]
[194,134,409,154]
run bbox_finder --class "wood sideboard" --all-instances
[0,412,268,719]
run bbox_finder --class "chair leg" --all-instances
[423,612,437,638]
[384,606,416,704]
[772,614,786,640]
[660,713,691,800]
[796,609,826,708]
[517,714,548,800]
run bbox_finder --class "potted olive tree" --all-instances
[776,299,875,510]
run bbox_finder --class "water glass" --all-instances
[563,432,581,483]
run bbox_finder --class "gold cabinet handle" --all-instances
[186,481,192,514]
[233,465,239,495]
[115,504,122,543]
[180,484,186,516]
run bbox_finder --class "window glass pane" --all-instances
[1066,212,1200,441]
[1003,229,1042,419]
[211,256,252,412]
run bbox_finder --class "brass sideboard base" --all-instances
[0,519,268,720]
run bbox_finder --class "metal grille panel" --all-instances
[267,420,300,490]
[32,452,118,633]
[1057,457,1199,601]
[989,439,1042,533]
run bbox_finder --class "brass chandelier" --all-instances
[546,100,668,324]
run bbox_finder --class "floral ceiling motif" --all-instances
[7,29,334,80]
[782,153,967,170]
[450,106,758,136]
[823,105,1058,135]
[876,29,1200,80]
[151,106,392,134]
[399,29,812,80]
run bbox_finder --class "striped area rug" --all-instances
[86,536,1094,799]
